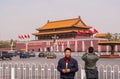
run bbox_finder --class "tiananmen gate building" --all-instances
[15,16,120,52]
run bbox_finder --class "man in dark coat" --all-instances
[57,48,78,79]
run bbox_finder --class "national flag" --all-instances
[18,35,21,39]
[93,29,98,33]
[27,34,30,38]
[78,30,87,35]
[77,30,82,35]
[81,30,86,34]
[88,29,93,34]
[21,35,24,39]
[24,35,27,38]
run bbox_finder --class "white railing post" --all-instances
[81,68,85,79]
[1,63,120,79]
[11,67,15,79]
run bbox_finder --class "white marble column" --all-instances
[35,36,38,40]
[62,44,64,52]
[40,48,43,52]
[82,40,85,52]
[115,45,118,52]
[56,44,59,52]
[75,40,78,52]
[51,46,53,52]
[44,47,47,52]
[90,40,94,47]
[67,41,70,48]
[106,45,109,52]
[98,45,101,52]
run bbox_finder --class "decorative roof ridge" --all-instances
[36,17,80,30]
[72,16,87,26]
[72,18,81,26]
[36,16,91,30]
[47,17,80,23]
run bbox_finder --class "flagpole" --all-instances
[25,34,30,52]
[18,34,30,52]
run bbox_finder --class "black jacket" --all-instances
[57,57,78,79]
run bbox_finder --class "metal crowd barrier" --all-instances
[0,63,120,79]
[55,52,83,57]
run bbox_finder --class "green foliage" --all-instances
[106,32,112,41]
[0,40,17,48]
[0,41,11,48]
[106,33,120,41]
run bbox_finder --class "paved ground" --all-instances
[0,52,120,66]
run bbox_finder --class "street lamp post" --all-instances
[52,35,59,53]
[25,41,28,52]
[11,41,14,51]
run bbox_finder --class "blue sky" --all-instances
[0,0,120,40]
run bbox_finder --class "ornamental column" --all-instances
[67,41,70,48]
[75,40,78,52]
[62,44,64,52]
[90,40,94,47]
[98,45,101,52]
[82,40,85,52]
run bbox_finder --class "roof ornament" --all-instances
[47,20,50,23]
[78,16,81,19]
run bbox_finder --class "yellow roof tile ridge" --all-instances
[48,17,80,23]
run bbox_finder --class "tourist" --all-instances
[82,47,99,79]
[57,48,78,79]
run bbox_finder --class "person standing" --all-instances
[57,48,78,79]
[82,47,99,79]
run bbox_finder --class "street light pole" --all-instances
[11,41,13,51]
[25,41,28,52]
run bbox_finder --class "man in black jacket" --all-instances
[57,48,78,79]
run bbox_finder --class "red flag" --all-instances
[78,30,87,35]
[81,30,86,34]
[88,29,93,34]
[77,30,81,35]
[21,35,24,39]
[93,29,98,33]
[24,35,27,38]
[27,34,30,38]
[18,35,21,39]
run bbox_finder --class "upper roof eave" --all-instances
[36,16,91,31]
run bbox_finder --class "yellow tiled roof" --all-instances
[33,29,94,36]
[98,41,120,45]
[33,30,78,35]
[95,33,108,38]
[37,17,92,30]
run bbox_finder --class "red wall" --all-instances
[15,40,120,52]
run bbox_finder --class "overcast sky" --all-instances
[0,0,120,40]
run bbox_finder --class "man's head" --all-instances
[64,48,72,58]
[88,47,94,53]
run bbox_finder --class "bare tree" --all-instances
[106,32,112,41]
